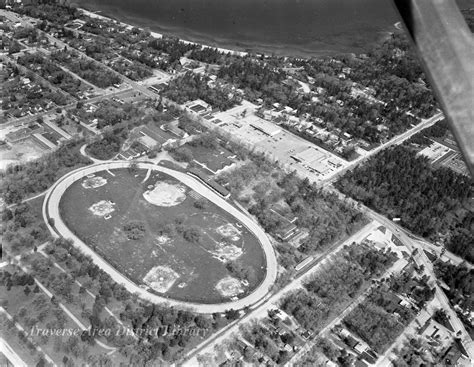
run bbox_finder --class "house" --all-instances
[354,343,368,354]
[274,216,298,241]
[163,122,187,138]
[283,344,293,353]
[138,133,159,150]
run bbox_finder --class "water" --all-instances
[73,0,474,58]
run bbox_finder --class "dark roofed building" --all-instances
[163,122,187,138]
[207,179,230,199]
[442,343,463,365]
[187,168,230,199]
[190,104,206,113]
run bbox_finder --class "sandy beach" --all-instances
[79,8,249,57]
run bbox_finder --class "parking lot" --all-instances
[213,101,348,182]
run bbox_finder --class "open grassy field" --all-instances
[59,168,266,304]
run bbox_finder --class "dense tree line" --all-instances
[215,33,437,145]
[444,211,474,263]
[2,202,50,254]
[218,59,296,106]
[434,261,473,312]
[407,118,449,146]
[240,322,290,364]
[17,52,83,97]
[463,9,474,32]
[188,47,229,64]
[343,274,434,353]
[280,244,395,332]
[75,98,157,132]
[14,1,80,24]
[12,25,43,43]
[45,238,215,363]
[86,128,128,160]
[73,35,153,81]
[0,269,35,289]
[343,289,407,353]
[312,33,438,116]
[148,37,197,64]
[2,62,70,116]
[247,170,365,255]
[162,72,239,110]
[51,49,121,89]
[392,337,434,367]
[177,113,206,134]
[336,145,472,240]
[1,138,91,204]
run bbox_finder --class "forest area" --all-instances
[217,156,366,269]
[434,260,473,313]
[280,243,396,333]
[335,145,473,262]
[343,271,434,354]
[162,72,240,111]
[1,138,91,204]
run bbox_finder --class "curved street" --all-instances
[42,161,278,314]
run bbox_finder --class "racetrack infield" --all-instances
[58,167,267,304]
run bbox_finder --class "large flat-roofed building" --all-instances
[291,147,337,175]
[292,146,326,164]
[138,133,159,150]
[249,121,281,137]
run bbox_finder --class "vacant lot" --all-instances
[59,168,266,304]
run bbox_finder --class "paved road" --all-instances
[413,237,473,269]
[287,258,408,366]
[365,208,474,360]
[322,111,445,186]
[43,161,278,314]
[183,221,380,365]
[0,337,28,367]
[0,53,72,101]
[0,88,133,130]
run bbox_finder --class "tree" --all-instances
[193,198,208,209]
[8,41,21,54]
[128,161,139,175]
[16,306,27,319]
[172,146,193,162]
[225,309,239,320]
[123,221,146,240]
[50,296,58,306]
[182,226,202,243]
[24,285,31,296]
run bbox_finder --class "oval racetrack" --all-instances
[43,161,277,314]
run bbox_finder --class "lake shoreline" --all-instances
[76,3,397,59]
[79,7,250,57]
